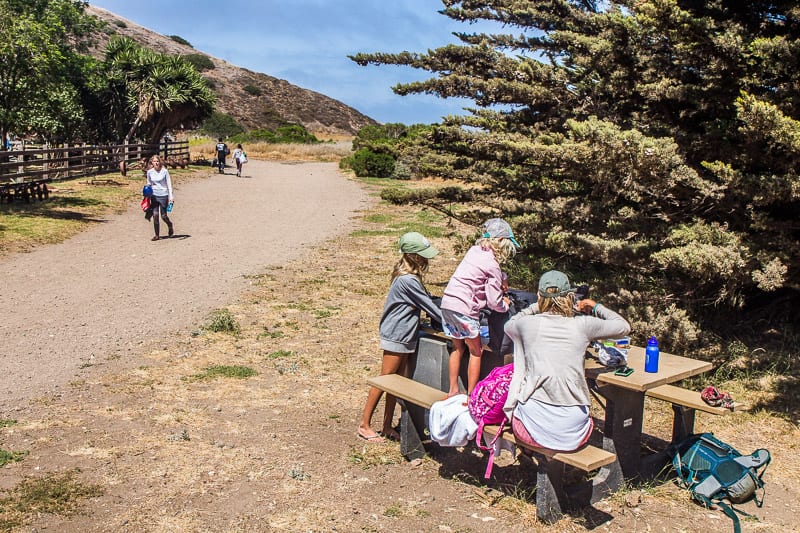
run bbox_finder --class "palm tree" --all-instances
[102,37,215,145]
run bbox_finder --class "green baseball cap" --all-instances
[399,232,438,259]
[538,270,575,298]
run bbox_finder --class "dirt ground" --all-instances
[1,161,797,532]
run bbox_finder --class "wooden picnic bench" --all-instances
[367,368,622,523]
[645,383,744,444]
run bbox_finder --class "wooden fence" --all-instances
[0,140,190,184]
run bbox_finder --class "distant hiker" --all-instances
[214,137,229,174]
[232,143,246,177]
[145,155,175,241]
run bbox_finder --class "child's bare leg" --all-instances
[358,386,385,439]
[358,351,404,440]
[447,338,466,397]
[381,355,407,439]
[465,335,484,396]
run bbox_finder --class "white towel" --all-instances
[428,394,478,447]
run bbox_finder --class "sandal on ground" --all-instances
[357,428,384,443]
[151,236,159,241]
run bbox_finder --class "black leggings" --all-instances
[151,196,173,236]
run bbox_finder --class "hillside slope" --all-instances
[87,5,377,137]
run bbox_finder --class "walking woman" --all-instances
[146,155,174,241]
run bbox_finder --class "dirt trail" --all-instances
[0,161,368,408]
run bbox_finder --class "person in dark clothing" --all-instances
[214,138,229,174]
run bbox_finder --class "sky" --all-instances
[88,0,504,125]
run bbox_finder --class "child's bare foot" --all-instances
[357,427,384,443]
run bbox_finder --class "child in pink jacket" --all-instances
[441,219,519,396]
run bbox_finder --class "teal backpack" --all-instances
[670,433,770,533]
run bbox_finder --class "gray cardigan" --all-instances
[502,303,631,419]
[379,274,443,353]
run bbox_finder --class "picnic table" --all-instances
[585,344,712,477]
[413,329,714,478]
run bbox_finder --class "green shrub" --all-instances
[200,112,244,138]
[188,365,257,380]
[243,84,262,96]
[203,309,240,334]
[169,35,192,47]
[390,159,412,180]
[229,124,319,145]
[274,125,318,143]
[0,448,27,466]
[182,53,214,72]
[348,149,395,178]
[113,20,127,28]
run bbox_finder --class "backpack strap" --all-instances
[481,420,507,479]
[694,493,743,533]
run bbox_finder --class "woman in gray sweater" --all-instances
[503,270,630,451]
[357,232,443,442]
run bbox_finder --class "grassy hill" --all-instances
[87,5,378,138]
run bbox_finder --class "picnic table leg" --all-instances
[597,384,645,478]
[670,404,695,443]
[533,453,566,523]
[398,399,427,460]
[397,336,451,460]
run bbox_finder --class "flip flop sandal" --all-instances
[357,429,384,443]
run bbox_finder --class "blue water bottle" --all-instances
[645,336,660,373]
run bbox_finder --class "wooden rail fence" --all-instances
[0,141,190,204]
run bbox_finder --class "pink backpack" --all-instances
[468,363,514,478]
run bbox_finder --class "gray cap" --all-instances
[482,218,521,249]
[538,270,575,298]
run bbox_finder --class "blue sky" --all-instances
[88,0,502,125]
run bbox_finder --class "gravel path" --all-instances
[0,160,368,408]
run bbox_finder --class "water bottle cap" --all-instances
[647,335,658,346]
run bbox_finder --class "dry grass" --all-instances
[1,164,798,531]
[0,167,207,258]
[190,139,353,163]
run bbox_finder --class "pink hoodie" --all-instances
[440,245,508,318]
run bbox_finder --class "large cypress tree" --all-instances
[352,1,800,357]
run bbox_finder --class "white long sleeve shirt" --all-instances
[146,167,173,200]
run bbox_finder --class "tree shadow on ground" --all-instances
[2,197,110,223]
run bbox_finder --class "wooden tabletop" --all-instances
[585,344,712,392]
[419,329,712,393]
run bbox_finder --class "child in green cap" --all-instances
[357,232,444,442]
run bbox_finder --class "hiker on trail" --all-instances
[214,137,229,174]
[145,155,175,241]
[503,270,630,451]
[357,232,443,443]
[232,143,246,177]
[440,218,518,398]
